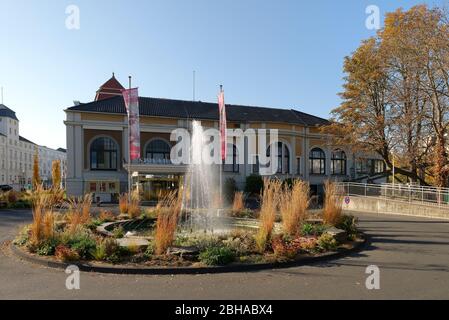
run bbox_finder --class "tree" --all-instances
[51,160,61,189]
[32,149,41,190]
[325,5,448,186]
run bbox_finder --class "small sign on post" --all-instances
[344,196,350,205]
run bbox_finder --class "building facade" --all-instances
[0,104,67,190]
[65,75,386,202]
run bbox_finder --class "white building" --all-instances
[0,104,66,190]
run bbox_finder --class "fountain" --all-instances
[182,120,227,233]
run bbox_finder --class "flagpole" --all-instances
[128,76,132,203]
[219,85,223,211]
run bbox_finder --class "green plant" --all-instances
[271,236,298,259]
[86,219,102,230]
[70,235,97,259]
[14,225,31,246]
[112,226,125,239]
[244,174,264,195]
[301,223,326,236]
[336,215,358,239]
[36,237,60,256]
[103,238,122,263]
[91,241,107,261]
[317,233,338,251]
[199,246,235,265]
[143,242,155,258]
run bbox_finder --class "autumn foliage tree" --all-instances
[32,149,41,190]
[51,160,61,189]
[325,5,449,187]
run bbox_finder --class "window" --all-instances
[371,159,385,174]
[309,148,326,175]
[356,158,368,174]
[90,137,118,170]
[267,142,290,174]
[296,157,301,175]
[145,139,170,160]
[223,144,239,172]
[331,149,347,175]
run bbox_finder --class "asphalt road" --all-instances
[0,209,448,299]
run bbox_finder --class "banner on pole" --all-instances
[122,88,141,161]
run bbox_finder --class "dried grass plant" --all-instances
[232,191,245,214]
[154,191,182,255]
[255,179,282,253]
[127,190,141,218]
[118,193,128,214]
[323,180,343,225]
[280,180,310,236]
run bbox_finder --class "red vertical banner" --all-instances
[122,88,141,161]
[218,89,227,161]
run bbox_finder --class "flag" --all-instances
[218,88,227,161]
[122,88,141,161]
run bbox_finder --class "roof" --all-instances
[19,136,36,145]
[56,147,67,153]
[95,73,125,101]
[66,96,329,127]
[0,104,19,121]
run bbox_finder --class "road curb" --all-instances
[10,234,368,275]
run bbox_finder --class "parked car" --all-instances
[0,185,13,192]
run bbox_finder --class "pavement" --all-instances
[0,209,448,299]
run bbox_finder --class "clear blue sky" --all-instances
[0,0,447,149]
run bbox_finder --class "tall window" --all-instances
[223,144,239,173]
[145,139,171,160]
[331,149,347,175]
[267,142,290,174]
[90,137,118,170]
[309,147,325,175]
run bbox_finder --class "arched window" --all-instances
[90,137,118,170]
[309,147,325,175]
[223,144,239,173]
[331,149,347,175]
[267,142,290,174]
[145,139,171,160]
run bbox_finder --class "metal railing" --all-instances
[337,182,449,208]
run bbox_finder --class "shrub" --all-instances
[69,235,97,259]
[55,245,80,262]
[271,236,298,259]
[301,223,326,236]
[244,174,264,195]
[323,180,343,225]
[103,238,122,263]
[336,215,358,239]
[119,193,128,214]
[199,246,235,265]
[154,191,182,255]
[222,232,256,256]
[86,219,102,230]
[255,179,282,252]
[280,180,310,236]
[143,242,155,259]
[232,191,245,214]
[224,178,237,204]
[317,233,338,251]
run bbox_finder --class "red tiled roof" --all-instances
[95,73,125,101]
